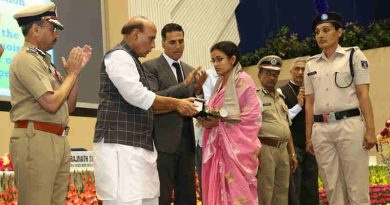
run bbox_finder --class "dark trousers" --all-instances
[195,144,202,201]
[157,131,196,205]
[288,146,319,205]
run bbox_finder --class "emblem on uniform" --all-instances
[27,46,46,57]
[27,47,37,53]
[270,58,277,65]
[263,103,272,106]
[361,60,368,69]
[321,13,328,20]
[307,71,317,76]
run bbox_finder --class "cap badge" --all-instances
[321,13,328,21]
[270,58,277,65]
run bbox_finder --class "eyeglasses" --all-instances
[210,57,225,63]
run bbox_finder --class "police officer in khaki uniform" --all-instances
[305,12,376,205]
[257,55,298,205]
[9,3,92,205]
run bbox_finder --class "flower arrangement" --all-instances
[377,119,390,142]
[0,170,98,205]
[0,172,18,204]
[318,166,390,205]
[66,171,99,205]
[0,153,13,171]
[377,118,390,172]
[0,163,388,204]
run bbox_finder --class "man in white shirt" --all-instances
[93,17,198,205]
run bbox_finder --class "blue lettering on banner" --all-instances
[0,71,10,79]
[1,29,20,40]
[3,43,22,53]
[0,0,25,6]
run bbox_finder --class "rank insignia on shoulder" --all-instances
[361,60,368,69]
[307,71,317,76]
[27,47,46,57]
[262,88,269,95]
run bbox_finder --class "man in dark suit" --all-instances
[143,23,206,205]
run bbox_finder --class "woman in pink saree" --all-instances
[197,41,261,205]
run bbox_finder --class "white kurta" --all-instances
[94,50,159,203]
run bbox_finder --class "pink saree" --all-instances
[202,72,261,205]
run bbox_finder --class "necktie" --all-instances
[172,62,183,83]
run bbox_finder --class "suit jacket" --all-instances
[143,54,195,153]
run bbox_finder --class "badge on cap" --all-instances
[321,13,328,21]
[270,58,277,65]
[361,60,369,69]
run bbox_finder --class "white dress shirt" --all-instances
[277,80,303,120]
[193,67,219,146]
[162,53,184,82]
[203,67,219,104]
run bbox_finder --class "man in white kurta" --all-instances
[93,16,198,205]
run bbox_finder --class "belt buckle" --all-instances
[62,126,70,137]
[328,112,336,122]
[281,141,287,148]
[277,140,287,148]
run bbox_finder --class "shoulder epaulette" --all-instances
[262,88,269,95]
[26,47,46,57]
[306,54,321,62]
[276,88,286,99]
[344,46,360,51]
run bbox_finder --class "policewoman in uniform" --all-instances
[304,12,376,205]
[9,3,92,205]
[256,55,298,205]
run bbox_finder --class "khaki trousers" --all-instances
[312,117,369,205]
[9,122,71,205]
[257,144,290,205]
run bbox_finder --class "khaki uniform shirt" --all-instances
[257,88,291,140]
[304,45,370,114]
[9,42,68,125]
